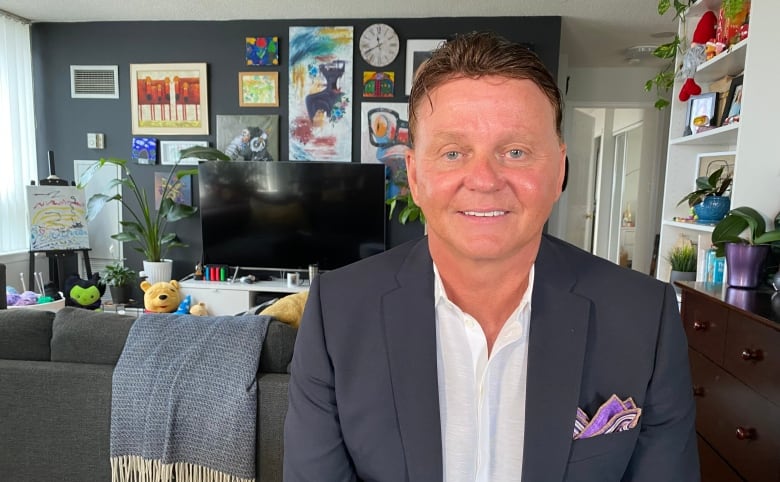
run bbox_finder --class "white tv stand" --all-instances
[179,279,307,316]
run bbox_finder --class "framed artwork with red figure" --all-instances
[130,63,209,135]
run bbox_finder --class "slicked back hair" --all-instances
[408,31,563,144]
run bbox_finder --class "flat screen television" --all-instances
[198,161,386,271]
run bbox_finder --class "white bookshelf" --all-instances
[656,0,780,283]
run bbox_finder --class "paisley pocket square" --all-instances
[573,394,642,439]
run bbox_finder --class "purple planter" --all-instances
[725,243,770,288]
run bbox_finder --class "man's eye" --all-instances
[444,151,460,161]
[507,149,524,159]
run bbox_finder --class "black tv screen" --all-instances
[198,161,386,271]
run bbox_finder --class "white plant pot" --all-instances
[142,259,173,284]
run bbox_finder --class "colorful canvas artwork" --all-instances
[131,137,157,164]
[239,72,279,107]
[25,185,90,251]
[288,26,354,162]
[362,71,395,98]
[246,37,279,66]
[154,171,192,208]
[129,63,208,135]
[360,102,411,199]
[216,115,279,162]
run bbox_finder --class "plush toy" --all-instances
[260,291,309,328]
[189,302,209,316]
[140,279,182,313]
[174,294,192,314]
[679,10,718,102]
[64,273,105,310]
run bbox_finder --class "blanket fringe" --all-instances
[111,455,255,482]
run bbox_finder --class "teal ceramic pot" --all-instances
[694,196,730,224]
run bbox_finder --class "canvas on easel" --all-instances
[26,185,90,251]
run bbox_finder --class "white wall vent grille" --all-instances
[70,65,119,99]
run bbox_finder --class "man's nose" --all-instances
[464,154,503,191]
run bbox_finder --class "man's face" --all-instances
[407,76,565,265]
[241,129,251,142]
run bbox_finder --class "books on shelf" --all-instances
[696,234,725,284]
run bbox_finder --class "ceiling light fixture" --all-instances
[624,45,658,62]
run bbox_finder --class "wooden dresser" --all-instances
[677,281,780,482]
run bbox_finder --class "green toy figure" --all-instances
[64,273,105,310]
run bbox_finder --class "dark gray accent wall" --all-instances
[30,17,561,281]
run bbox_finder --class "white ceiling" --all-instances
[0,0,676,68]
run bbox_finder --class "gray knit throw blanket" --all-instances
[110,313,271,482]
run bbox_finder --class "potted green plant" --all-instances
[666,238,697,294]
[711,206,780,288]
[103,262,136,304]
[78,157,199,283]
[677,166,732,223]
[386,189,425,225]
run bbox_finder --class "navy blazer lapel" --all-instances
[522,237,592,481]
[381,238,443,482]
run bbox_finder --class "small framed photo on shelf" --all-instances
[720,74,743,126]
[686,92,718,135]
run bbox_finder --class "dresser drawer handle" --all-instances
[692,385,705,397]
[740,349,763,361]
[693,320,709,331]
[735,427,756,440]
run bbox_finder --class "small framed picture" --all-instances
[238,71,279,107]
[720,74,743,126]
[695,152,735,187]
[404,39,445,95]
[131,137,157,164]
[687,92,718,135]
[160,140,209,165]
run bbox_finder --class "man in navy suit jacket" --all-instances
[284,31,699,481]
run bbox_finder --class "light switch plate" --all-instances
[87,132,105,149]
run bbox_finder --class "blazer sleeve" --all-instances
[283,276,358,482]
[623,284,700,481]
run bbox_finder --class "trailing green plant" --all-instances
[102,262,136,287]
[645,0,695,109]
[711,206,780,257]
[667,241,697,272]
[677,166,732,208]
[78,158,199,262]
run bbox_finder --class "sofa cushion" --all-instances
[50,307,136,365]
[0,308,55,361]
[259,320,297,374]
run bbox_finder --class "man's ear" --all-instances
[406,149,418,199]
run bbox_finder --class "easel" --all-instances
[26,151,93,293]
[29,249,93,294]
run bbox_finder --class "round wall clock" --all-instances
[359,23,400,68]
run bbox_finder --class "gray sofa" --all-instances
[0,306,296,482]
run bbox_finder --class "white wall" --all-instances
[565,66,661,104]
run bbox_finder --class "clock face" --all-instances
[359,23,400,68]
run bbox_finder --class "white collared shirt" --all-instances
[434,264,533,482]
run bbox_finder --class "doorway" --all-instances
[548,106,667,274]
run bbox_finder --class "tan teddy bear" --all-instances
[140,279,182,313]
